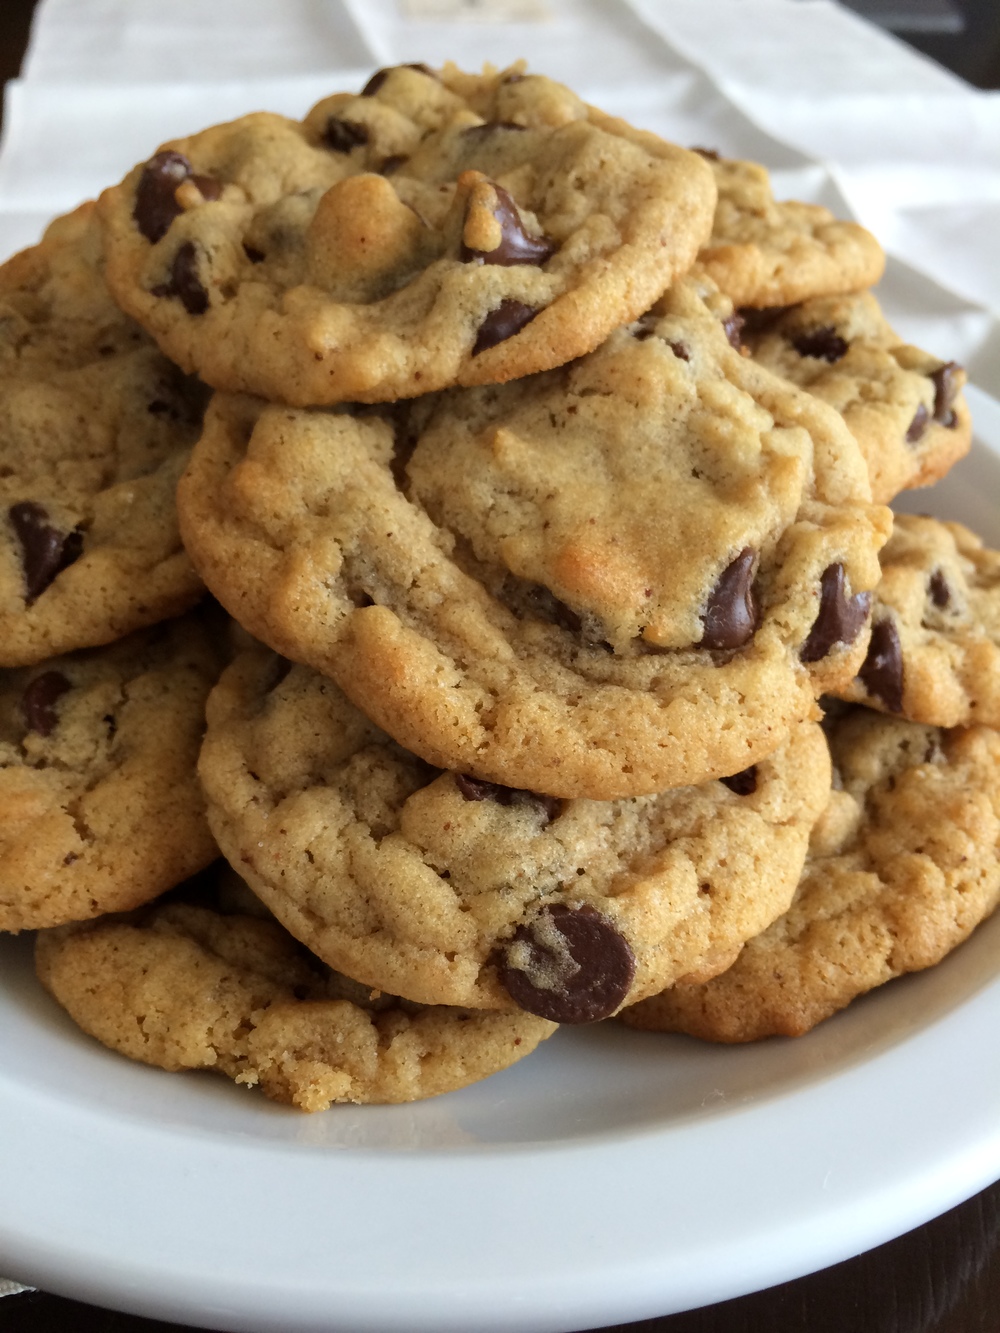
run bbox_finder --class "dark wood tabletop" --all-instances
[3,2,1000,1330]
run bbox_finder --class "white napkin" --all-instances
[1,0,997,396]
[0,1278,33,1296]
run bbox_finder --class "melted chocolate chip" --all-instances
[929,569,951,608]
[800,563,871,663]
[930,361,961,425]
[133,150,192,243]
[152,242,209,315]
[324,118,370,153]
[472,299,539,355]
[192,174,222,203]
[700,548,758,650]
[21,670,71,737]
[9,502,84,604]
[791,327,849,362]
[737,306,789,336]
[378,155,409,176]
[692,146,721,160]
[455,773,561,824]
[906,403,930,444]
[243,243,265,264]
[857,617,904,713]
[723,312,744,351]
[721,765,758,796]
[461,182,555,267]
[361,63,436,97]
[498,904,636,1023]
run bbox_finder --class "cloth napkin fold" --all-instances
[0,1278,33,1296]
[1,0,997,392]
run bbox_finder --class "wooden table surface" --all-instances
[2,2,1000,1330]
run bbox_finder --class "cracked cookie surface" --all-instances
[0,202,207,666]
[197,643,831,1020]
[97,63,716,407]
[742,292,970,504]
[35,895,555,1109]
[178,276,890,798]
[696,154,884,308]
[0,611,220,932]
[622,707,1000,1039]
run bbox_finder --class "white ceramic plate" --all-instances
[2,388,1000,1333]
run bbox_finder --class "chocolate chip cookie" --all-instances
[97,63,716,408]
[741,292,971,503]
[197,642,831,1023]
[178,275,891,798]
[623,706,1000,1039]
[0,202,207,666]
[695,153,884,308]
[36,896,556,1109]
[0,612,220,932]
[836,514,1000,727]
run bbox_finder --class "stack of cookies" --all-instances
[3,62,998,1112]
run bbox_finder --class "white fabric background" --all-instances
[0,0,998,390]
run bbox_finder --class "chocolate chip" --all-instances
[857,617,904,713]
[692,146,721,160]
[631,314,658,341]
[471,299,539,355]
[930,361,961,425]
[906,403,930,444]
[929,569,951,608]
[455,772,561,823]
[324,118,369,153]
[700,548,758,650]
[360,63,436,96]
[461,182,555,267]
[800,563,871,663]
[721,765,758,796]
[791,327,849,362]
[737,306,789,336]
[242,243,265,264]
[8,502,84,604]
[152,242,209,315]
[133,150,192,242]
[723,312,744,351]
[378,155,408,176]
[498,904,636,1023]
[21,670,71,737]
[191,174,222,203]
